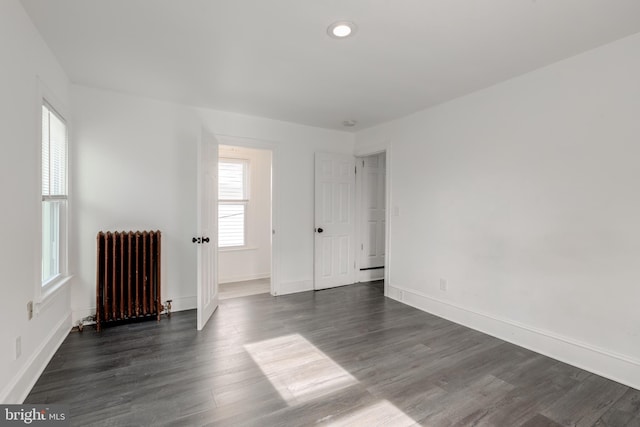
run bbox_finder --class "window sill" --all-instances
[38,275,73,314]
[219,246,258,253]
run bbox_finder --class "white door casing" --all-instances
[196,128,219,330]
[314,152,356,290]
[359,153,386,276]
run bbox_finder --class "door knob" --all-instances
[316,228,324,233]
[202,237,210,243]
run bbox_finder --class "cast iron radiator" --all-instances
[96,230,162,331]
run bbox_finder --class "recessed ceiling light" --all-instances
[327,21,357,39]
[342,120,357,127]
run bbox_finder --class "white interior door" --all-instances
[196,128,219,330]
[314,152,356,290]
[359,153,386,281]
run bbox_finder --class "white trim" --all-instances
[218,246,259,252]
[276,279,313,296]
[219,273,270,284]
[354,152,387,283]
[215,134,279,298]
[388,284,640,390]
[37,275,72,313]
[37,76,72,306]
[170,295,197,313]
[358,268,385,282]
[0,313,71,403]
[352,141,392,296]
[71,295,198,325]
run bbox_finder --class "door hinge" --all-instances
[354,165,357,174]
[362,160,365,167]
[361,243,363,250]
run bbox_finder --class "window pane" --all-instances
[219,203,245,247]
[42,102,67,286]
[219,161,245,200]
[42,106,49,194]
[42,200,61,283]
[42,104,67,196]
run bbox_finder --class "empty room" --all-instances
[2,0,640,426]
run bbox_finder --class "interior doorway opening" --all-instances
[355,152,386,283]
[217,144,273,300]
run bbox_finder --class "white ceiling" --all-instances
[20,0,640,131]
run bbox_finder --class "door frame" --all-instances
[354,152,386,283]
[354,144,392,297]
[214,134,280,297]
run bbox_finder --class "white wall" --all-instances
[0,0,72,403]
[70,86,354,322]
[355,32,640,388]
[196,108,354,295]
[71,85,200,319]
[218,145,272,283]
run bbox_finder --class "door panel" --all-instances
[197,129,218,330]
[314,152,355,290]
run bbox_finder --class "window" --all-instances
[42,102,68,285]
[218,159,248,248]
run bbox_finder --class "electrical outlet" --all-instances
[27,301,33,320]
[440,279,447,291]
[15,336,21,360]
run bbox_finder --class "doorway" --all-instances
[313,151,388,291]
[217,143,273,300]
[355,152,386,283]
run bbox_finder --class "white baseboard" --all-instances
[71,295,197,325]
[276,279,313,295]
[169,296,196,312]
[388,284,640,390]
[71,307,94,325]
[0,313,71,403]
[358,268,384,282]
[219,273,270,284]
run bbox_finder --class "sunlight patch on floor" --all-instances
[244,334,358,405]
[325,400,416,427]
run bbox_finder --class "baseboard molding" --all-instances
[71,307,94,325]
[72,295,197,325]
[0,313,71,403]
[169,296,196,312]
[276,279,313,296]
[358,268,384,282]
[219,273,270,284]
[388,284,640,390]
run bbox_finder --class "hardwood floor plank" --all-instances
[541,374,629,427]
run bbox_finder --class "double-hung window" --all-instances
[218,159,249,248]
[41,102,68,286]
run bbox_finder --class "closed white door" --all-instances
[360,153,386,270]
[314,152,356,290]
[196,129,219,330]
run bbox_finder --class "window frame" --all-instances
[38,84,71,303]
[218,158,249,249]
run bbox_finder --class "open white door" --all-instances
[196,128,219,330]
[357,153,386,282]
[314,152,356,290]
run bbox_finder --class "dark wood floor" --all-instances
[27,282,640,426]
